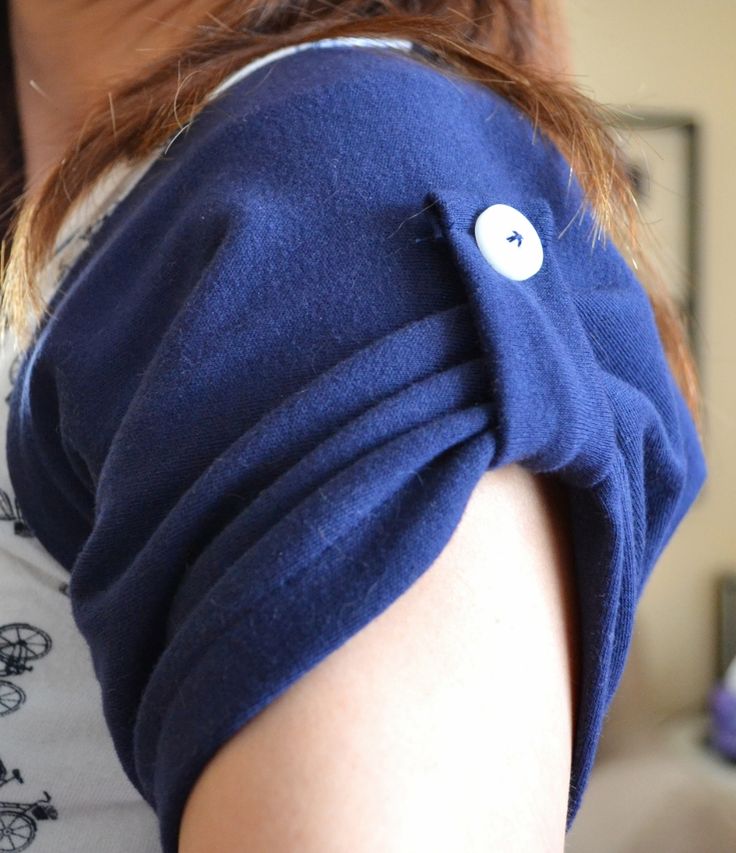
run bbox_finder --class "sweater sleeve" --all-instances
[6,46,707,853]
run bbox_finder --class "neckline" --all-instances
[38,36,416,306]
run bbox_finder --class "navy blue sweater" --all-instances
[7,39,707,851]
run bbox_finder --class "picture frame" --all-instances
[611,111,702,372]
[717,571,736,680]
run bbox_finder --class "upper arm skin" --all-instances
[178,464,581,853]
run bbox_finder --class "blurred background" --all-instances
[563,1,736,850]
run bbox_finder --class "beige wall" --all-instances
[563,0,736,742]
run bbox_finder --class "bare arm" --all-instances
[178,463,581,852]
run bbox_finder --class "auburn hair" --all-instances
[0,0,702,434]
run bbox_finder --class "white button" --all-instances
[473,204,543,281]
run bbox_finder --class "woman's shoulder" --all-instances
[157,38,572,212]
[199,38,518,136]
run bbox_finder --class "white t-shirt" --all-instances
[0,35,414,853]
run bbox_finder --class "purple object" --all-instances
[708,683,736,760]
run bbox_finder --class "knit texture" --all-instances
[7,43,707,851]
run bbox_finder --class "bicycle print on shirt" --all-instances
[0,758,58,852]
[0,624,59,850]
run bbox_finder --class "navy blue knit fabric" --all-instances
[6,43,707,851]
